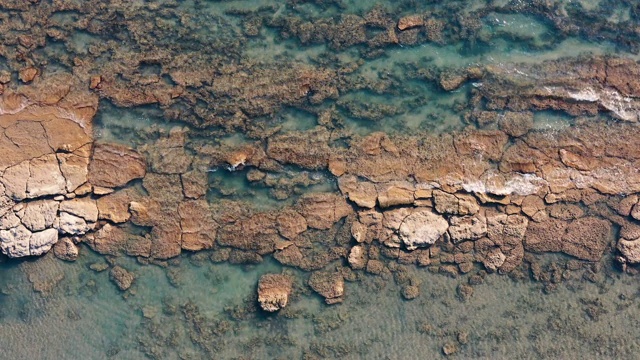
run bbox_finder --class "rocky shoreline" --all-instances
[2,58,640,306]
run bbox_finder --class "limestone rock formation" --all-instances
[399,209,449,250]
[110,266,135,291]
[89,143,146,188]
[257,273,293,312]
[308,271,344,304]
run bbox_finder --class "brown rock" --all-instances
[617,195,639,216]
[178,200,218,251]
[27,154,67,198]
[181,170,208,199]
[53,237,79,261]
[399,209,449,250]
[448,215,487,243]
[632,202,640,221]
[90,223,126,255]
[561,217,611,261]
[298,193,352,230]
[19,67,38,83]
[348,245,367,270]
[350,220,368,243]
[618,237,640,263]
[308,271,344,304]
[401,284,420,300]
[97,189,136,223]
[110,266,134,291]
[548,204,584,220]
[89,76,102,90]
[521,195,545,217]
[126,235,152,258]
[524,219,567,253]
[398,15,424,31]
[498,111,534,137]
[257,273,293,312]
[377,182,415,208]
[276,209,307,240]
[0,70,10,84]
[338,175,377,208]
[366,259,385,275]
[89,143,146,188]
[483,247,506,272]
[246,169,266,182]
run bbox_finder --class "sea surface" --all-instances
[2,0,640,359]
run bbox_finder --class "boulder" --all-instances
[448,215,487,243]
[57,211,94,235]
[96,189,135,223]
[53,237,79,261]
[376,182,415,208]
[19,199,59,231]
[561,217,611,261]
[178,200,218,251]
[276,209,308,240]
[91,223,126,255]
[60,197,98,223]
[618,237,640,263]
[257,273,293,312]
[29,228,59,256]
[110,266,134,291]
[338,175,377,208]
[27,154,67,198]
[0,224,31,257]
[399,209,448,250]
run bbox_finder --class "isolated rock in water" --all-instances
[110,266,135,291]
[53,237,79,261]
[257,274,293,312]
[399,209,449,250]
[89,143,146,188]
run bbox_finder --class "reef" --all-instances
[3,54,640,307]
[2,2,640,340]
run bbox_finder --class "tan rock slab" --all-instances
[60,197,98,222]
[27,154,66,198]
[178,200,217,251]
[89,143,146,188]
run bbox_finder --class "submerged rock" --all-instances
[110,266,135,291]
[53,237,79,261]
[308,271,344,305]
[257,273,293,312]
